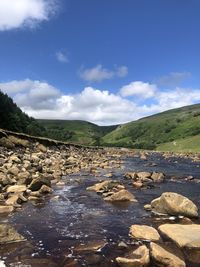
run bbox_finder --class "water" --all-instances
[0,153,200,267]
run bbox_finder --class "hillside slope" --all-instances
[101,104,200,150]
[37,119,117,145]
[0,90,46,136]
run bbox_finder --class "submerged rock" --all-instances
[0,224,25,244]
[150,242,186,267]
[104,189,137,202]
[129,225,161,242]
[86,180,122,193]
[151,192,198,218]
[116,245,150,267]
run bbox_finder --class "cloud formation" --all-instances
[0,0,58,31]
[120,81,157,98]
[157,72,191,87]
[79,65,128,82]
[56,51,69,63]
[0,79,200,125]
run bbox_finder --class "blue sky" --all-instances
[0,0,200,125]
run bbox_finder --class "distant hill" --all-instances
[0,90,199,151]
[37,119,117,145]
[101,104,200,151]
[0,90,46,136]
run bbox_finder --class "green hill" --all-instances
[101,104,200,151]
[0,90,46,136]
[156,135,200,153]
[37,119,117,145]
[0,89,199,151]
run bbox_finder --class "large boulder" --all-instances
[158,224,200,264]
[116,245,150,267]
[104,189,137,202]
[129,225,160,241]
[150,242,186,267]
[0,224,25,244]
[151,192,198,218]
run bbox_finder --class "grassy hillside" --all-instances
[156,135,200,153]
[101,104,200,150]
[37,119,117,145]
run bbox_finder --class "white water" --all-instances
[0,261,6,267]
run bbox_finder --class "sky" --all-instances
[0,0,200,125]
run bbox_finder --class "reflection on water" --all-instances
[0,153,200,266]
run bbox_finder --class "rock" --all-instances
[5,193,27,206]
[151,172,165,182]
[39,185,53,194]
[158,224,200,264]
[104,189,137,202]
[0,173,14,186]
[150,242,186,267]
[17,171,30,181]
[0,224,25,243]
[37,144,47,153]
[56,181,65,186]
[132,181,143,189]
[28,177,51,191]
[7,185,27,193]
[9,155,21,163]
[129,225,160,241]
[124,172,137,180]
[116,245,150,267]
[0,205,14,213]
[118,241,128,249]
[144,204,152,211]
[151,192,198,218]
[8,166,20,176]
[137,172,151,180]
[87,180,121,193]
[74,240,107,252]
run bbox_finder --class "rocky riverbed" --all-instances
[0,132,200,267]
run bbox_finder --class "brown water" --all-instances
[0,153,200,267]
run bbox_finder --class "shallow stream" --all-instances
[0,153,200,267]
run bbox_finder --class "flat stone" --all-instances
[150,242,186,267]
[159,224,200,248]
[104,189,137,202]
[6,185,27,193]
[116,245,150,267]
[0,205,14,214]
[129,225,160,241]
[0,224,25,244]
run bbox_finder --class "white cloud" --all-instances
[56,51,69,63]
[1,79,200,125]
[117,66,128,77]
[120,81,157,98]
[79,64,128,82]
[157,72,191,87]
[0,0,58,31]
[80,65,114,82]
[0,79,60,110]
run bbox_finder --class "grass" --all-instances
[156,135,200,153]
